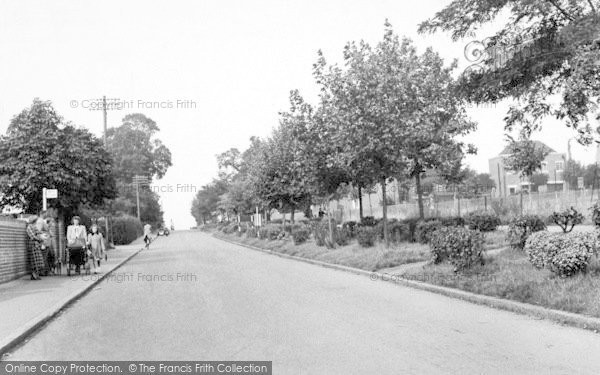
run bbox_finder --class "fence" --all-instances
[325,188,600,223]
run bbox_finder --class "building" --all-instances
[489,141,566,196]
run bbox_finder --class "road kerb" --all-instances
[0,246,146,356]
[214,234,600,334]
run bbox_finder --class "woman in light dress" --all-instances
[87,224,105,273]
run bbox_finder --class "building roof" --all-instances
[499,140,555,155]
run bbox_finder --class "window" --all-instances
[555,161,564,171]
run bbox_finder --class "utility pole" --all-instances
[90,96,120,247]
[132,175,150,220]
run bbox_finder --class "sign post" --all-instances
[42,188,58,211]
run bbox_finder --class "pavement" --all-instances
[3,230,600,374]
[0,241,145,356]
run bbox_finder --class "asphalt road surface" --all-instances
[5,231,600,374]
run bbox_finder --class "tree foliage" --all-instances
[0,99,116,214]
[419,0,600,144]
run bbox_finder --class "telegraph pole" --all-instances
[132,175,150,220]
[90,96,120,247]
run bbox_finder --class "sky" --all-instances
[0,0,598,229]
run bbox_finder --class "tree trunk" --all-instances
[415,172,425,220]
[290,208,295,224]
[358,186,364,221]
[381,177,389,248]
[327,196,335,247]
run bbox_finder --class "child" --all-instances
[87,224,106,274]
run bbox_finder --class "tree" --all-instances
[503,135,551,187]
[0,99,117,215]
[531,172,549,190]
[191,178,229,225]
[563,159,585,189]
[314,23,422,246]
[106,113,172,182]
[419,0,600,145]
[106,113,172,225]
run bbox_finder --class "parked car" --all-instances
[157,228,169,236]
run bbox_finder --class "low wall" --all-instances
[0,219,29,283]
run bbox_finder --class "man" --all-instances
[143,223,152,248]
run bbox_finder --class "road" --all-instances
[5,230,600,374]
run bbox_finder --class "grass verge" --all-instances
[213,231,430,272]
[400,248,600,319]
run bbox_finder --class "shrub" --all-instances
[246,227,258,238]
[525,231,599,277]
[311,219,337,248]
[292,227,311,245]
[257,224,282,240]
[360,216,378,226]
[429,227,484,272]
[112,215,143,245]
[342,221,358,238]
[356,226,377,247]
[388,221,410,243]
[507,215,547,250]
[591,202,600,228]
[466,211,501,232]
[415,220,442,244]
[400,217,422,242]
[222,223,239,234]
[550,207,584,233]
[439,216,465,227]
[336,227,351,246]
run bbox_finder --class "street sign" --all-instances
[578,177,584,189]
[42,188,58,211]
[45,189,58,199]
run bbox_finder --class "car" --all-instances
[157,228,165,236]
[163,228,170,236]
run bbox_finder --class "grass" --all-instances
[400,248,600,319]
[213,231,430,272]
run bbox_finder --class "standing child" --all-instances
[87,224,105,274]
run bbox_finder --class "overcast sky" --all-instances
[0,0,597,229]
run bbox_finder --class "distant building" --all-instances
[489,141,566,196]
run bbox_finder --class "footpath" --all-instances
[0,242,145,356]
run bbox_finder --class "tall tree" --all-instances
[106,113,172,225]
[419,0,600,145]
[0,99,116,215]
[106,113,172,182]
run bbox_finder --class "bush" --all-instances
[257,224,283,240]
[429,227,484,272]
[388,221,410,243]
[439,217,465,227]
[112,215,143,245]
[246,227,258,238]
[341,221,358,238]
[222,223,239,234]
[507,215,547,250]
[357,226,377,247]
[336,226,351,246]
[292,227,311,245]
[550,207,584,233]
[415,220,442,244]
[466,211,501,232]
[311,219,337,248]
[360,216,378,226]
[591,202,600,228]
[525,231,599,277]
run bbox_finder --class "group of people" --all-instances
[26,215,106,280]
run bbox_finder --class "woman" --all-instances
[87,224,105,274]
[66,216,87,273]
[35,217,52,275]
[26,216,45,280]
